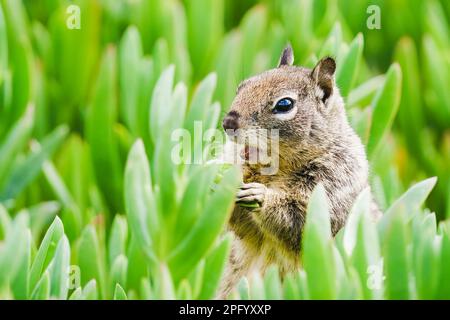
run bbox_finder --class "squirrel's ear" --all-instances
[277,44,294,67]
[311,57,336,103]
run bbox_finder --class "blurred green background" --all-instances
[0,0,449,300]
[2,0,449,217]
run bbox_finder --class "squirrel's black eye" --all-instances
[273,98,294,114]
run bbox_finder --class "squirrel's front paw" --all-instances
[236,183,267,206]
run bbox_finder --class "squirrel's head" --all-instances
[223,45,345,165]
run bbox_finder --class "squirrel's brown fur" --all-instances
[217,46,380,298]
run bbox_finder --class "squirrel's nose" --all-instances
[222,111,240,133]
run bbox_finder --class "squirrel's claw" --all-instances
[236,183,266,204]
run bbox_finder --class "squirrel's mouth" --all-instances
[241,145,254,161]
[240,145,269,164]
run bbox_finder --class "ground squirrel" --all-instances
[218,45,380,298]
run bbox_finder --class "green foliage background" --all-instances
[0,0,449,299]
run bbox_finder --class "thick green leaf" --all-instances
[283,273,300,300]
[334,246,353,299]
[30,271,50,300]
[173,165,219,246]
[110,254,128,294]
[113,283,127,300]
[151,38,170,85]
[184,73,217,165]
[214,31,242,109]
[345,189,382,299]
[48,235,70,299]
[11,228,31,299]
[86,47,123,213]
[42,160,81,239]
[0,105,33,187]
[149,65,175,144]
[367,63,402,159]
[26,201,60,242]
[124,139,158,261]
[422,35,450,127]
[153,136,176,218]
[0,204,11,239]
[296,269,313,299]
[197,235,232,299]
[156,263,176,300]
[0,0,33,119]
[394,38,429,166]
[140,278,153,300]
[378,177,437,238]
[347,75,384,108]
[108,215,128,265]
[237,278,250,300]
[82,279,98,300]
[342,188,371,257]
[77,225,107,299]
[0,125,68,201]
[68,287,83,300]
[29,216,64,293]
[424,0,449,49]
[319,22,342,58]
[383,206,410,299]
[248,272,265,300]
[240,5,267,78]
[437,228,450,298]
[169,82,188,133]
[186,0,223,76]
[119,26,143,134]
[336,33,363,97]
[187,260,204,299]
[302,184,336,299]
[414,214,440,299]
[126,236,150,292]
[263,266,283,300]
[176,280,192,299]
[168,166,239,282]
[136,57,154,144]
[0,4,7,87]
[0,213,29,289]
